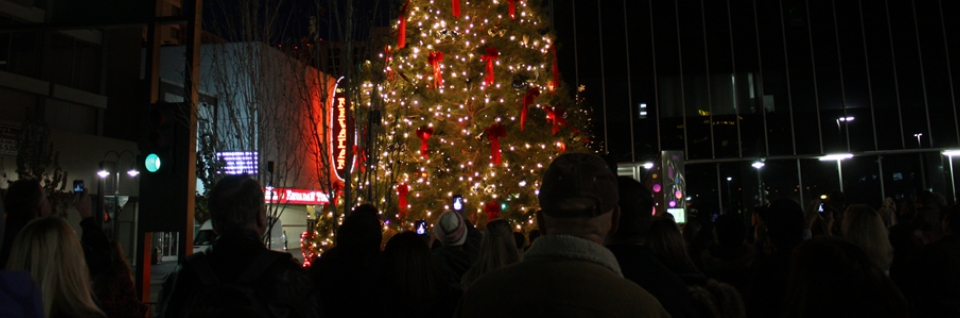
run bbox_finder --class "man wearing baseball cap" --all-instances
[456,153,669,317]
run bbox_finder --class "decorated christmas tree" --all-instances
[369,0,593,231]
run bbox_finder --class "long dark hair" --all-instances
[647,217,699,274]
[784,237,908,318]
[381,231,445,316]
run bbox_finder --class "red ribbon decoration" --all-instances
[398,0,409,48]
[384,46,395,81]
[545,106,567,135]
[485,201,502,221]
[485,123,507,165]
[397,183,410,219]
[482,47,499,86]
[428,51,444,87]
[551,46,560,95]
[507,0,516,19]
[519,87,540,131]
[415,126,433,158]
[452,0,461,18]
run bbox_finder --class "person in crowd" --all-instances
[647,217,705,284]
[310,204,383,317]
[456,153,669,317]
[700,214,756,293]
[7,217,106,317]
[606,177,694,318]
[1,179,52,268]
[841,205,894,272]
[0,195,45,318]
[91,241,147,318]
[907,205,960,317]
[783,237,908,318]
[512,231,525,253]
[432,210,481,286]
[525,229,541,252]
[879,197,898,229]
[461,219,521,288]
[747,199,806,318]
[157,175,316,317]
[381,231,462,318]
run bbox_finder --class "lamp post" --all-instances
[819,153,854,192]
[726,176,733,214]
[944,150,960,204]
[752,161,765,206]
[914,133,923,148]
[99,150,139,240]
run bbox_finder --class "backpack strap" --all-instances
[236,250,285,284]
[186,252,220,286]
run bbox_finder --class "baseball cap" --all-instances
[434,211,468,246]
[538,153,619,218]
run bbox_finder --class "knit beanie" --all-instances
[434,211,467,246]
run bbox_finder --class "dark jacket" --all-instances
[746,249,793,318]
[457,235,670,318]
[0,271,44,318]
[310,247,382,318]
[910,235,960,317]
[156,231,317,318]
[432,220,482,286]
[607,243,696,318]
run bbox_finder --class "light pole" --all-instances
[726,176,733,214]
[914,133,923,148]
[944,150,960,204]
[819,153,853,192]
[98,150,139,240]
[752,161,765,205]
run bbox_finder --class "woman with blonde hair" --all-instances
[6,217,105,318]
[842,204,894,272]
[461,219,520,288]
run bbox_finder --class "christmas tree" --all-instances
[369,0,593,231]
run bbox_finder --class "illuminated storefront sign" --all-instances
[264,187,330,205]
[217,151,258,175]
[329,78,354,181]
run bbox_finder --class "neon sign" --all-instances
[264,187,330,205]
[329,78,354,180]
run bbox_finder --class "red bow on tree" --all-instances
[415,126,433,158]
[397,183,410,219]
[452,0,461,18]
[384,46,395,81]
[482,47,499,86]
[397,0,410,48]
[545,106,567,135]
[520,87,540,131]
[485,123,507,165]
[428,51,444,87]
[507,0,517,20]
[485,201,502,221]
[551,46,560,95]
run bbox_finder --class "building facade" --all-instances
[552,0,960,221]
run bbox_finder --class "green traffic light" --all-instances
[145,153,161,172]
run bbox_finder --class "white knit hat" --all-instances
[434,211,467,246]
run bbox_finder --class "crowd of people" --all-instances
[1,152,959,317]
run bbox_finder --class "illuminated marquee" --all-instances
[329,78,355,181]
[264,187,330,205]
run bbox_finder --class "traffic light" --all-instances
[142,102,178,174]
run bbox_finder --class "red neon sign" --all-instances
[329,87,354,180]
[264,187,330,205]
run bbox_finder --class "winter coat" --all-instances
[607,243,695,318]
[156,231,318,318]
[456,235,670,318]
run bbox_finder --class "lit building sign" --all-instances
[217,151,258,175]
[329,78,355,181]
[264,187,330,205]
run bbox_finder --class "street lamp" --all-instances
[914,133,923,148]
[819,153,854,192]
[836,117,854,136]
[725,177,733,213]
[753,161,765,205]
[99,150,139,239]
[943,150,960,204]
[642,162,654,169]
